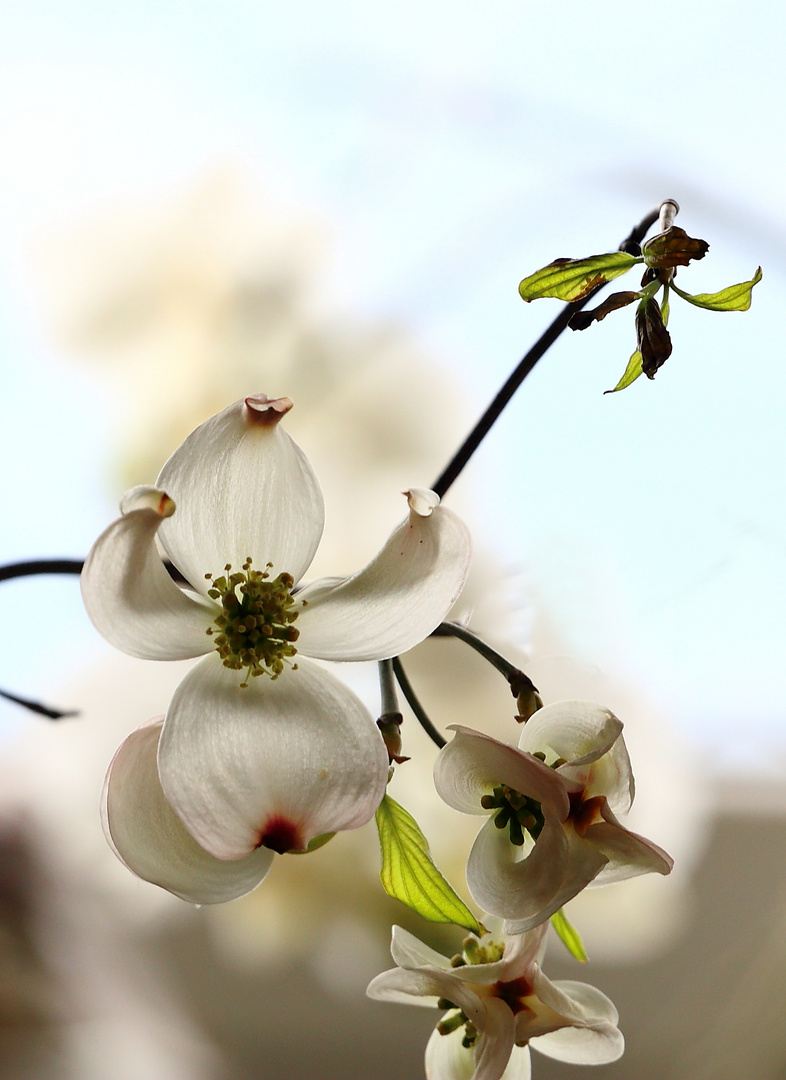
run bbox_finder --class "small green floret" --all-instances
[481,784,545,844]
[205,557,301,686]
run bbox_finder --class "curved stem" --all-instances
[0,686,78,720]
[378,658,400,717]
[0,558,84,583]
[431,205,661,499]
[431,621,519,680]
[391,655,446,750]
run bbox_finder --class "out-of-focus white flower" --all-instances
[82,393,471,902]
[367,921,623,1080]
[434,703,672,932]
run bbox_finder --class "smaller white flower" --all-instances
[367,921,624,1080]
[434,702,673,932]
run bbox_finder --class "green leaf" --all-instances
[661,286,670,326]
[519,251,640,303]
[375,794,481,934]
[550,908,587,962]
[604,349,643,394]
[671,266,762,311]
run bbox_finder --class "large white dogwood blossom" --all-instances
[367,921,623,1080]
[82,394,471,902]
[434,703,672,932]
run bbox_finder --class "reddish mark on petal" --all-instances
[492,976,534,1016]
[568,793,606,837]
[157,492,175,517]
[258,815,303,854]
[244,394,294,426]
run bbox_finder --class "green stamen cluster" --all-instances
[481,784,545,845]
[439,935,506,1046]
[205,558,300,687]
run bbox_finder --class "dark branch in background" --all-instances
[431,205,660,499]
[0,687,79,720]
[0,558,84,582]
[0,559,85,718]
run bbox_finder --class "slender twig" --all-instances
[431,205,661,499]
[377,658,400,718]
[431,621,520,680]
[0,687,79,720]
[0,558,84,582]
[391,655,445,750]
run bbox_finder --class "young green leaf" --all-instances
[519,251,640,303]
[671,266,762,311]
[550,908,587,962]
[661,287,670,326]
[375,794,481,934]
[604,349,644,394]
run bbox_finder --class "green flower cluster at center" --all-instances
[205,558,301,686]
[481,783,546,845]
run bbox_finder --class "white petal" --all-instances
[517,701,622,766]
[156,395,324,597]
[501,827,608,935]
[542,979,619,1026]
[82,487,216,660]
[425,1026,476,1080]
[467,816,573,927]
[519,701,635,814]
[530,1022,624,1066]
[366,967,454,1009]
[102,717,274,903]
[472,997,517,1080]
[516,970,623,1063]
[498,1045,532,1080]
[390,925,454,972]
[295,492,471,661]
[585,804,673,885]
[435,727,570,819]
[368,967,484,1028]
[157,655,388,859]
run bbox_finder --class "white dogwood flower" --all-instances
[434,703,672,932]
[367,921,624,1080]
[83,394,471,900]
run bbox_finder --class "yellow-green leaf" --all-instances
[376,794,480,934]
[550,908,587,962]
[671,266,762,311]
[519,251,640,303]
[661,287,670,326]
[604,349,643,394]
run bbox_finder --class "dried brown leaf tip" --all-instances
[637,298,673,378]
[569,291,641,331]
[642,226,709,269]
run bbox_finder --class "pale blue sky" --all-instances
[1,2,784,765]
